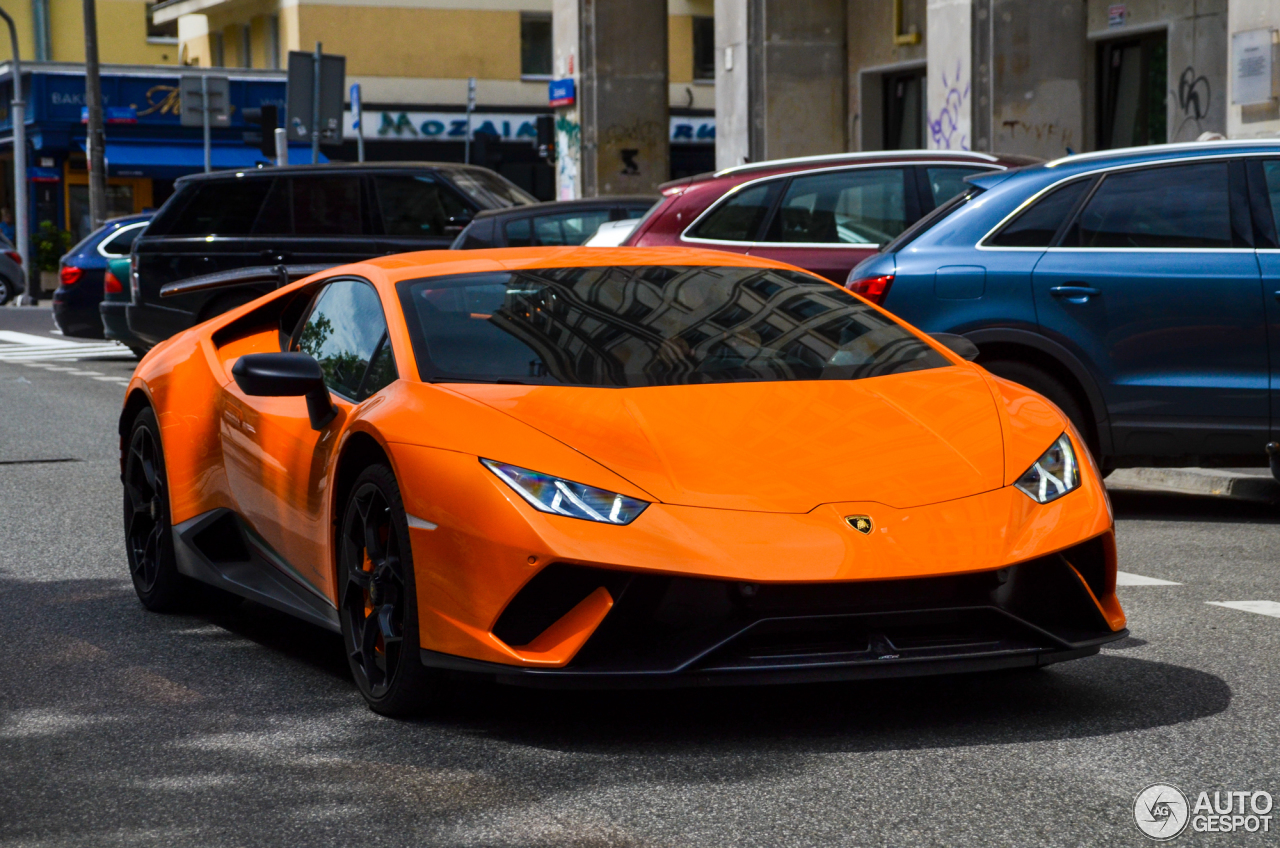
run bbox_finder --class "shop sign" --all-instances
[80,106,138,124]
[670,116,714,144]
[347,110,545,143]
[549,78,575,108]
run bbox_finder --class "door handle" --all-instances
[1049,285,1101,304]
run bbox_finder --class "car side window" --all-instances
[763,168,907,245]
[295,280,398,401]
[291,176,366,235]
[924,166,989,207]
[987,179,1091,247]
[155,179,275,236]
[685,181,781,242]
[1261,161,1280,233]
[1065,162,1232,249]
[373,175,474,237]
[505,209,612,247]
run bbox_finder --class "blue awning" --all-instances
[78,139,327,179]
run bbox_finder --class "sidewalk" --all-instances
[1106,466,1280,504]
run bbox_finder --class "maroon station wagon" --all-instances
[624,150,1040,287]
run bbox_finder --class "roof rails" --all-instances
[1045,138,1280,168]
[712,149,999,178]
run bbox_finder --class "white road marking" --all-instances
[0,330,70,347]
[93,376,125,382]
[66,370,102,377]
[1117,571,1182,586]
[1206,601,1280,619]
[0,331,133,363]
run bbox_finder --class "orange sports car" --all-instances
[119,246,1126,715]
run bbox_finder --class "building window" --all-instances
[521,13,552,78]
[268,16,281,69]
[146,0,177,40]
[240,25,252,68]
[212,31,225,67]
[693,16,714,81]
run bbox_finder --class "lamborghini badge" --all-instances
[845,515,873,534]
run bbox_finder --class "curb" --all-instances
[1106,467,1280,504]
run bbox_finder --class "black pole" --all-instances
[82,0,107,231]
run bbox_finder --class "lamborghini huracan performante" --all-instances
[119,247,1127,715]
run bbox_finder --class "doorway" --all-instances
[1097,32,1167,149]
[883,68,926,150]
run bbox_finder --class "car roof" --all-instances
[469,196,658,221]
[662,150,1039,191]
[173,161,504,183]
[1040,139,1280,174]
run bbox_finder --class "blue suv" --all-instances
[847,140,1280,473]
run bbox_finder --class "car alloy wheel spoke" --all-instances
[376,603,401,645]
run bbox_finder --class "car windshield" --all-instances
[881,186,985,253]
[397,265,949,387]
[447,169,537,208]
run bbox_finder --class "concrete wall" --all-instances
[990,0,1086,158]
[926,0,971,149]
[714,0,749,168]
[847,0,926,151]
[1226,0,1280,137]
[1086,0,1228,145]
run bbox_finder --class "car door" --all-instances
[1250,157,1280,442]
[1030,159,1268,458]
[747,166,915,283]
[372,172,477,255]
[219,278,399,596]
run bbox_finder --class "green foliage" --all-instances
[33,221,72,272]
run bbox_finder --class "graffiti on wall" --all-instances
[555,113,581,200]
[1000,120,1076,152]
[929,61,970,151]
[1172,67,1212,141]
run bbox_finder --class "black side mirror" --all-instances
[231,352,337,430]
[929,332,980,362]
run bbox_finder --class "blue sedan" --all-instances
[846,140,1280,475]
[52,213,152,339]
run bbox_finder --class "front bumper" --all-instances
[421,535,1126,688]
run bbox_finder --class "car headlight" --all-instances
[481,459,649,525]
[1014,433,1081,504]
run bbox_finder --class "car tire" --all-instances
[980,360,1097,455]
[123,407,187,611]
[338,464,438,716]
[0,275,11,305]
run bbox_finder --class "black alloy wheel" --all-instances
[123,407,184,610]
[338,464,435,715]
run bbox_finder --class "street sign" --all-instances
[179,75,230,128]
[549,78,575,107]
[286,50,345,147]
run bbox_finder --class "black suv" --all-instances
[127,162,535,347]
[451,196,656,249]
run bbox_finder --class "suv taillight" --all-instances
[104,270,123,295]
[846,274,894,305]
[60,266,83,287]
[4,250,20,265]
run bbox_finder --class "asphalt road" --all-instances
[1,305,1278,847]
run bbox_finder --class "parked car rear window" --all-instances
[152,178,274,236]
[447,169,537,209]
[925,166,989,207]
[99,223,146,256]
[505,209,612,246]
[882,186,984,253]
[397,265,949,387]
[987,178,1091,247]
[374,175,473,237]
[1066,162,1232,249]
[686,182,781,242]
[764,168,906,245]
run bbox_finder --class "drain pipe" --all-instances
[31,0,50,61]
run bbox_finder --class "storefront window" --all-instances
[67,185,134,242]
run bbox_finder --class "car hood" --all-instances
[445,366,1007,512]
